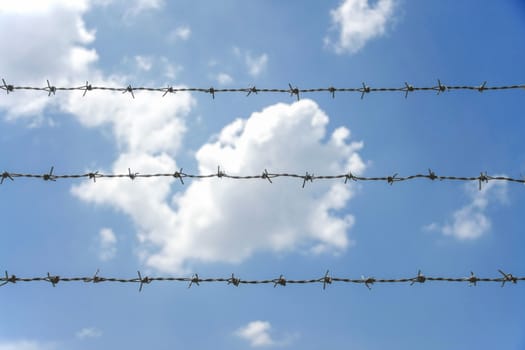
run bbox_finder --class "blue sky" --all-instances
[1,1,524,349]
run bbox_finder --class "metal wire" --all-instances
[1,167,523,190]
[1,79,524,99]
[0,270,521,292]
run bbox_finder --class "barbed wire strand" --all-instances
[1,79,524,99]
[1,168,524,190]
[0,270,522,292]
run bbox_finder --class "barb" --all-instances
[1,270,522,290]
[1,168,524,188]
[0,80,523,99]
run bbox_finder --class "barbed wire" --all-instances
[0,270,521,292]
[1,167,524,190]
[1,79,524,100]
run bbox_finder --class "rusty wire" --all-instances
[1,167,523,190]
[0,270,521,292]
[1,79,524,100]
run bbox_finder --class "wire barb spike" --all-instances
[46,80,56,96]
[43,166,56,182]
[322,270,332,290]
[262,169,273,184]
[404,82,414,98]
[162,86,175,97]
[478,81,487,92]
[478,172,489,190]
[362,275,375,290]
[468,271,478,286]
[360,82,370,99]
[498,269,517,287]
[411,270,426,286]
[436,79,447,94]
[1,171,14,184]
[387,173,398,185]
[128,168,138,181]
[288,83,300,101]
[137,271,151,292]
[124,85,135,98]
[0,271,16,287]
[228,273,241,287]
[82,81,92,97]
[302,172,314,188]
[246,86,258,96]
[188,274,200,288]
[274,274,286,288]
[2,79,14,94]
[173,168,184,184]
[46,272,60,287]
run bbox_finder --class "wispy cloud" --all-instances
[98,228,117,261]
[123,0,164,19]
[234,47,269,77]
[235,321,298,348]
[0,339,55,350]
[76,327,102,339]
[216,72,234,85]
[424,179,508,240]
[235,321,274,347]
[325,0,396,54]
[167,26,191,42]
[134,55,153,71]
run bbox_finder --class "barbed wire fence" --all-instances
[1,79,524,100]
[0,270,521,292]
[1,167,524,190]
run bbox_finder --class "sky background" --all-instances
[1,1,525,349]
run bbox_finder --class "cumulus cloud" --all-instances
[76,327,102,339]
[325,0,396,54]
[73,99,365,273]
[167,26,191,42]
[98,228,117,261]
[1,2,365,275]
[0,0,97,120]
[424,179,508,240]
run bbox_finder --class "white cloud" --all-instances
[235,321,274,347]
[426,179,508,240]
[98,228,117,261]
[76,327,102,339]
[233,48,269,77]
[325,0,396,54]
[0,0,97,121]
[1,2,365,275]
[0,340,55,350]
[216,72,234,85]
[134,55,153,71]
[63,84,194,154]
[167,26,191,42]
[73,100,365,273]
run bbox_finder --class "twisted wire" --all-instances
[0,270,521,292]
[1,79,523,99]
[1,167,523,190]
